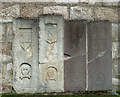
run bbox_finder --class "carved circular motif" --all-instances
[45,66,57,81]
[19,63,31,79]
[96,73,105,83]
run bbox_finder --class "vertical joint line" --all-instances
[86,22,88,91]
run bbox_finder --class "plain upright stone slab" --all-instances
[87,21,112,90]
[13,18,39,93]
[64,20,86,91]
[39,15,64,92]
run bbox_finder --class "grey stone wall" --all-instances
[0,2,119,92]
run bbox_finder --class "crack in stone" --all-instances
[64,53,86,61]
[88,51,107,64]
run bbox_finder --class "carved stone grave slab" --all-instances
[13,19,39,93]
[38,15,64,92]
[87,21,112,90]
[64,20,86,91]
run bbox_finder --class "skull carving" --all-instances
[19,63,31,79]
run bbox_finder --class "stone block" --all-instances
[64,20,86,91]
[13,19,39,93]
[0,24,2,42]
[112,42,120,59]
[87,21,112,90]
[112,23,119,42]
[94,7,118,22]
[21,4,42,18]
[43,6,69,19]
[39,15,64,92]
[70,6,94,20]
[0,42,12,93]
[2,23,13,42]
[112,58,120,78]
[102,2,119,7]
[0,5,20,18]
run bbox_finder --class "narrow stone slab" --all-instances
[38,15,64,92]
[64,20,86,91]
[87,21,112,90]
[13,19,39,93]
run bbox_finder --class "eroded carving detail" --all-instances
[45,66,57,81]
[96,73,105,84]
[20,43,31,51]
[19,63,31,80]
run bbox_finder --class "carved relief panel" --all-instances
[39,15,64,92]
[13,19,39,93]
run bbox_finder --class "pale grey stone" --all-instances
[70,6,94,20]
[38,15,64,92]
[13,19,39,93]
[112,23,119,42]
[112,42,120,59]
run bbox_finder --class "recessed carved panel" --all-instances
[19,63,31,80]
[45,66,57,81]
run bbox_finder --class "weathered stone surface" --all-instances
[87,21,112,90]
[2,23,13,42]
[64,20,86,91]
[13,19,39,93]
[94,7,118,22]
[112,42,120,59]
[0,42,13,93]
[21,4,42,18]
[102,2,119,7]
[39,15,64,92]
[0,5,20,18]
[0,42,2,93]
[43,6,69,19]
[112,23,119,42]
[112,58,120,77]
[0,24,2,42]
[70,6,94,20]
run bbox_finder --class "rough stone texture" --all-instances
[43,6,69,19]
[87,21,112,91]
[0,24,2,93]
[0,5,20,18]
[64,20,86,91]
[1,42,13,93]
[112,23,119,42]
[94,7,118,22]
[0,22,13,93]
[2,23,13,42]
[102,2,119,7]
[21,4,42,18]
[70,6,94,20]
[13,19,39,93]
[112,42,120,59]
[112,58,120,90]
[39,15,64,92]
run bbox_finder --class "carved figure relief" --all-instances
[19,63,31,80]
[45,66,58,81]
